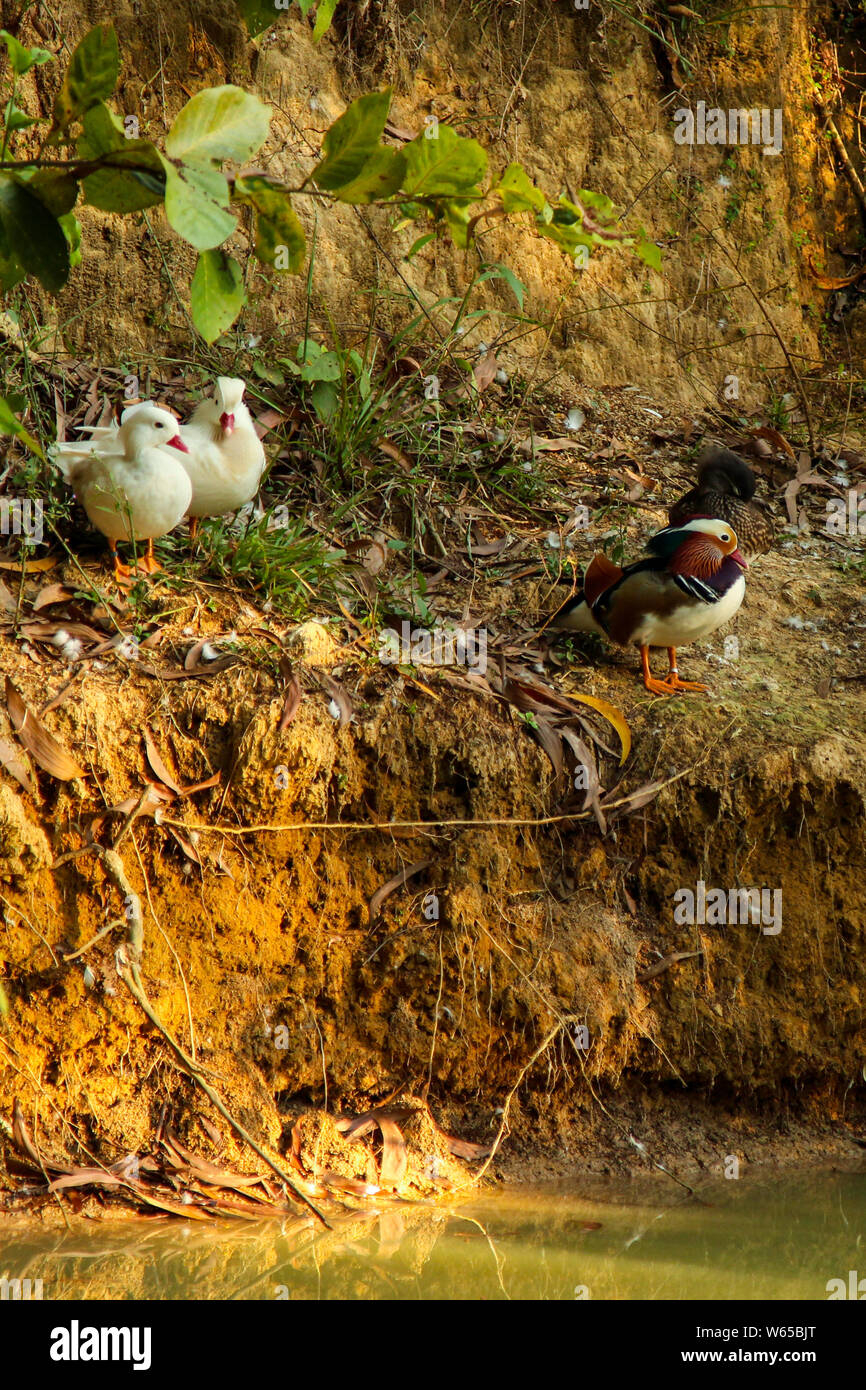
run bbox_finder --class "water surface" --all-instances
[2,1168,863,1300]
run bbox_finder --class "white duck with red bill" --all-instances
[178,376,265,529]
[51,405,192,579]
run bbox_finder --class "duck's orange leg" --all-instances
[663,646,708,693]
[136,538,161,575]
[109,539,132,581]
[188,516,199,542]
[640,645,708,695]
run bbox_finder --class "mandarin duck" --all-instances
[52,405,192,580]
[668,444,773,560]
[551,518,747,695]
[178,377,265,537]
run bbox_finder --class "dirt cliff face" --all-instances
[2,1,866,1203]
[1,539,864,1193]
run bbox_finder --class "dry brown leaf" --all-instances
[783,450,843,526]
[184,638,240,674]
[335,1106,415,1141]
[32,583,78,611]
[378,438,412,474]
[516,436,582,456]
[278,675,302,732]
[0,579,16,615]
[637,950,703,983]
[377,1115,408,1188]
[750,425,797,460]
[48,1167,128,1193]
[144,728,182,796]
[363,539,387,575]
[12,1099,43,1167]
[443,1134,493,1160]
[162,1133,261,1190]
[180,771,221,797]
[473,351,499,393]
[320,674,353,727]
[21,620,106,644]
[530,717,564,781]
[254,408,283,437]
[367,859,432,928]
[602,779,666,815]
[317,1170,379,1196]
[5,677,86,781]
[167,827,202,865]
[0,735,35,795]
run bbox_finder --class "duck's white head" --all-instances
[121,405,188,456]
[214,377,247,436]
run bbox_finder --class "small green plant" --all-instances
[724,192,742,227]
[169,510,346,615]
[235,0,339,42]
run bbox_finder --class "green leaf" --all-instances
[0,175,69,292]
[161,157,237,250]
[59,211,82,269]
[405,231,434,259]
[576,187,617,223]
[402,125,487,198]
[496,163,549,216]
[442,199,473,248]
[324,145,406,204]
[311,89,392,192]
[3,100,40,132]
[311,379,338,422]
[166,85,270,164]
[77,102,165,211]
[0,30,52,76]
[0,393,44,459]
[301,350,341,382]
[252,358,285,386]
[297,338,324,362]
[478,260,526,310]
[635,231,662,271]
[82,152,165,212]
[312,0,339,42]
[28,169,79,217]
[190,248,246,342]
[52,24,119,134]
[235,0,284,37]
[76,99,125,155]
[234,174,305,270]
[0,223,25,291]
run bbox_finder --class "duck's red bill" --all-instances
[167,435,189,452]
[731,548,747,569]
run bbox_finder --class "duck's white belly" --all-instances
[80,452,192,542]
[634,574,746,648]
[181,431,265,517]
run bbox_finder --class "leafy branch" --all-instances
[0,22,659,374]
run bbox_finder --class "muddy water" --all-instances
[1,1170,863,1301]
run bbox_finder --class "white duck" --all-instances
[179,377,266,537]
[52,405,192,579]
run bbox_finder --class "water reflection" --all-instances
[1,1168,863,1300]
